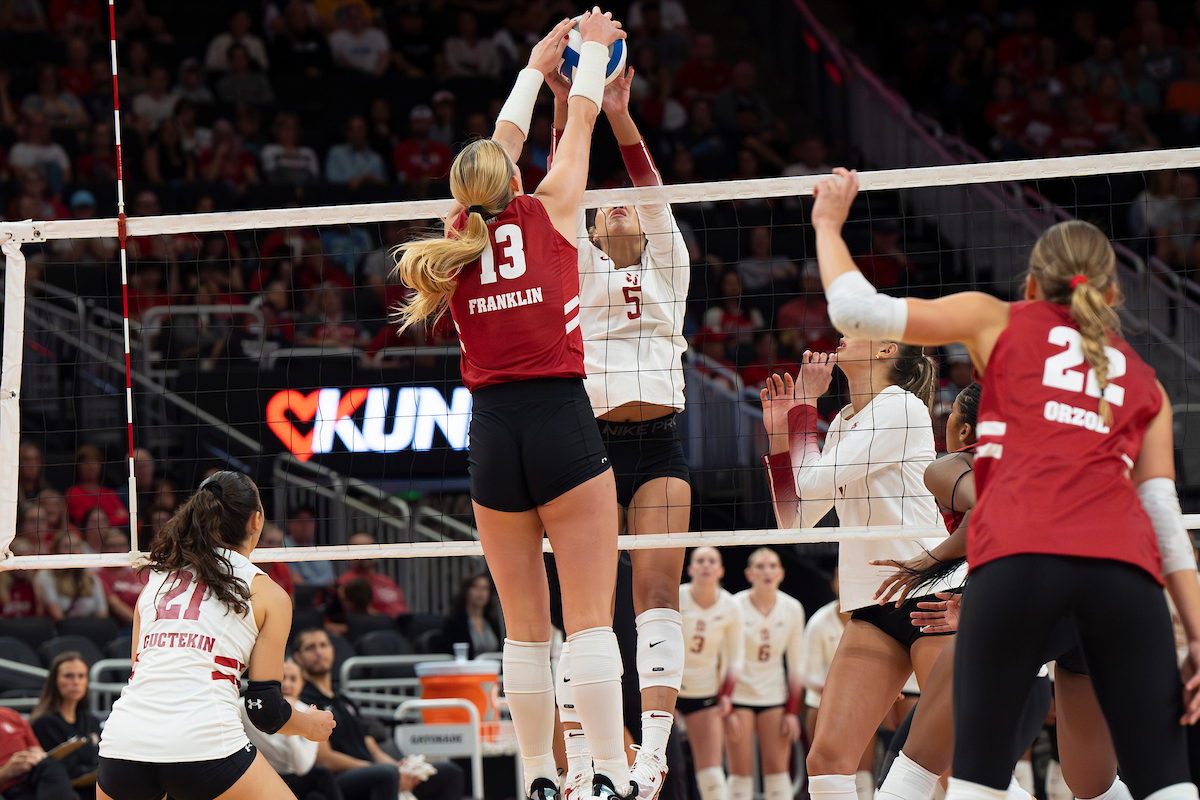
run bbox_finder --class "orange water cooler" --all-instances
[414,658,501,731]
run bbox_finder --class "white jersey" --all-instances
[575,194,690,417]
[730,590,805,707]
[100,549,264,762]
[802,600,917,709]
[679,584,744,699]
[774,385,958,611]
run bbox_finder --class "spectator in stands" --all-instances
[72,119,116,184]
[996,8,1040,83]
[1055,96,1101,155]
[0,705,75,800]
[390,7,437,78]
[9,114,71,190]
[339,578,373,617]
[775,261,835,354]
[78,506,108,553]
[35,489,71,539]
[241,659,342,800]
[296,283,369,349]
[1016,79,1063,157]
[943,24,994,126]
[702,270,763,351]
[713,62,772,134]
[199,118,260,194]
[30,499,68,551]
[217,43,276,106]
[439,573,501,659]
[294,629,464,800]
[1140,22,1184,94]
[627,44,686,133]
[628,0,689,35]
[31,651,101,786]
[21,63,88,129]
[337,533,408,618]
[635,1,691,73]
[176,58,215,106]
[492,7,534,78]
[64,445,128,529]
[782,135,830,177]
[38,530,108,621]
[117,39,153,98]
[430,90,456,146]
[143,117,194,185]
[1120,46,1161,111]
[133,65,179,134]
[854,221,913,290]
[19,442,48,501]
[49,189,117,263]
[1111,102,1160,151]
[49,0,101,40]
[362,219,410,308]
[1085,35,1121,91]
[676,98,730,179]
[261,110,320,187]
[173,100,212,159]
[739,330,797,392]
[1130,170,1182,243]
[328,4,390,78]
[393,105,452,196]
[98,528,144,629]
[1088,72,1124,141]
[205,9,270,72]
[163,278,234,371]
[286,506,336,588]
[676,33,732,106]
[735,226,797,296]
[260,280,298,346]
[1165,52,1200,120]
[367,97,399,157]
[260,522,296,601]
[271,0,333,82]
[443,9,500,79]
[145,504,171,549]
[116,0,170,45]
[326,115,386,188]
[0,536,44,618]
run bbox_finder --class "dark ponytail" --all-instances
[891,344,938,412]
[145,470,262,616]
[958,382,982,432]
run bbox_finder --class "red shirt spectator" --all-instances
[393,106,452,190]
[65,486,128,529]
[99,566,147,617]
[266,562,295,598]
[676,33,733,103]
[337,533,408,617]
[0,707,44,791]
[48,0,101,35]
[996,13,1041,83]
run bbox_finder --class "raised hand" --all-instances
[811,167,859,231]
[546,68,571,104]
[797,349,836,403]
[761,371,799,451]
[578,7,625,46]
[602,67,634,116]
[528,17,574,77]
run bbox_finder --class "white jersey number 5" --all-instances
[1041,326,1126,407]
[480,224,527,285]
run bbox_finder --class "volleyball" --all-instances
[558,14,627,85]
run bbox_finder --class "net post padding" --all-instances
[6,519,1200,569]
[0,230,30,562]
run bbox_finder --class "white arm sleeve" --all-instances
[1139,477,1197,575]
[826,270,908,341]
[496,68,543,138]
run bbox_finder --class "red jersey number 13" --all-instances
[479,224,527,285]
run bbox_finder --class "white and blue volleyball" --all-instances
[558,15,627,85]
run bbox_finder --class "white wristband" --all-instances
[496,67,543,138]
[826,270,908,342]
[568,41,608,111]
[1138,477,1197,575]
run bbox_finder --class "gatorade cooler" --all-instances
[415,659,500,726]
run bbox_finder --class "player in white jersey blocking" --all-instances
[678,547,744,800]
[762,339,960,800]
[541,66,691,800]
[726,548,805,800]
[97,471,335,800]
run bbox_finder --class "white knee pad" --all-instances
[1085,778,1133,800]
[566,627,623,686]
[696,767,727,800]
[764,773,791,800]
[556,641,579,724]
[809,774,858,800]
[729,775,754,800]
[945,778,1008,800]
[636,608,684,691]
[503,639,552,693]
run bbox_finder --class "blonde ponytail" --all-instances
[1029,220,1122,424]
[391,138,516,333]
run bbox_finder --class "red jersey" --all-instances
[0,708,39,790]
[448,195,584,391]
[970,301,1163,580]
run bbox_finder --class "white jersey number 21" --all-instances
[1041,326,1126,407]
[480,224,527,285]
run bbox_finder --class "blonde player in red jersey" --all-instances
[97,471,335,800]
[394,12,636,800]
[809,167,1200,800]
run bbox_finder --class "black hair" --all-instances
[957,382,982,431]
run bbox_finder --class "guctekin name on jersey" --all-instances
[143,632,217,652]
[468,287,543,314]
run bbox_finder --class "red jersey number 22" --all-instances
[479,224,527,285]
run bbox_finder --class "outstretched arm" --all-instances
[811,168,1011,369]
[493,17,576,164]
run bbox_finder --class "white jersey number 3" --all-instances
[1041,326,1126,407]
[480,224,527,285]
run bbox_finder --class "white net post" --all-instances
[0,226,33,558]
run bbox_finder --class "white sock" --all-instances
[945,778,1007,800]
[878,752,939,800]
[639,710,673,761]
[697,767,727,800]
[729,775,754,800]
[1044,761,1071,800]
[857,771,877,800]
[1079,778,1133,800]
[564,728,590,778]
[567,627,631,790]
[1006,776,1032,800]
[1145,785,1200,800]
[765,772,792,800]
[503,639,558,791]
[809,774,859,800]
[1013,761,1034,796]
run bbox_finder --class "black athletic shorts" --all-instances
[850,592,956,648]
[468,378,611,512]
[597,412,690,508]
[98,743,256,800]
[732,703,783,714]
[676,695,718,715]
[1044,616,1089,675]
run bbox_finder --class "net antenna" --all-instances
[107,0,139,558]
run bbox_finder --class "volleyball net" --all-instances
[5,147,1200,576]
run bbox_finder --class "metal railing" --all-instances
[338,653,451,719]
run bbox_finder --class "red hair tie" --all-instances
[1069,275,1088,289]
